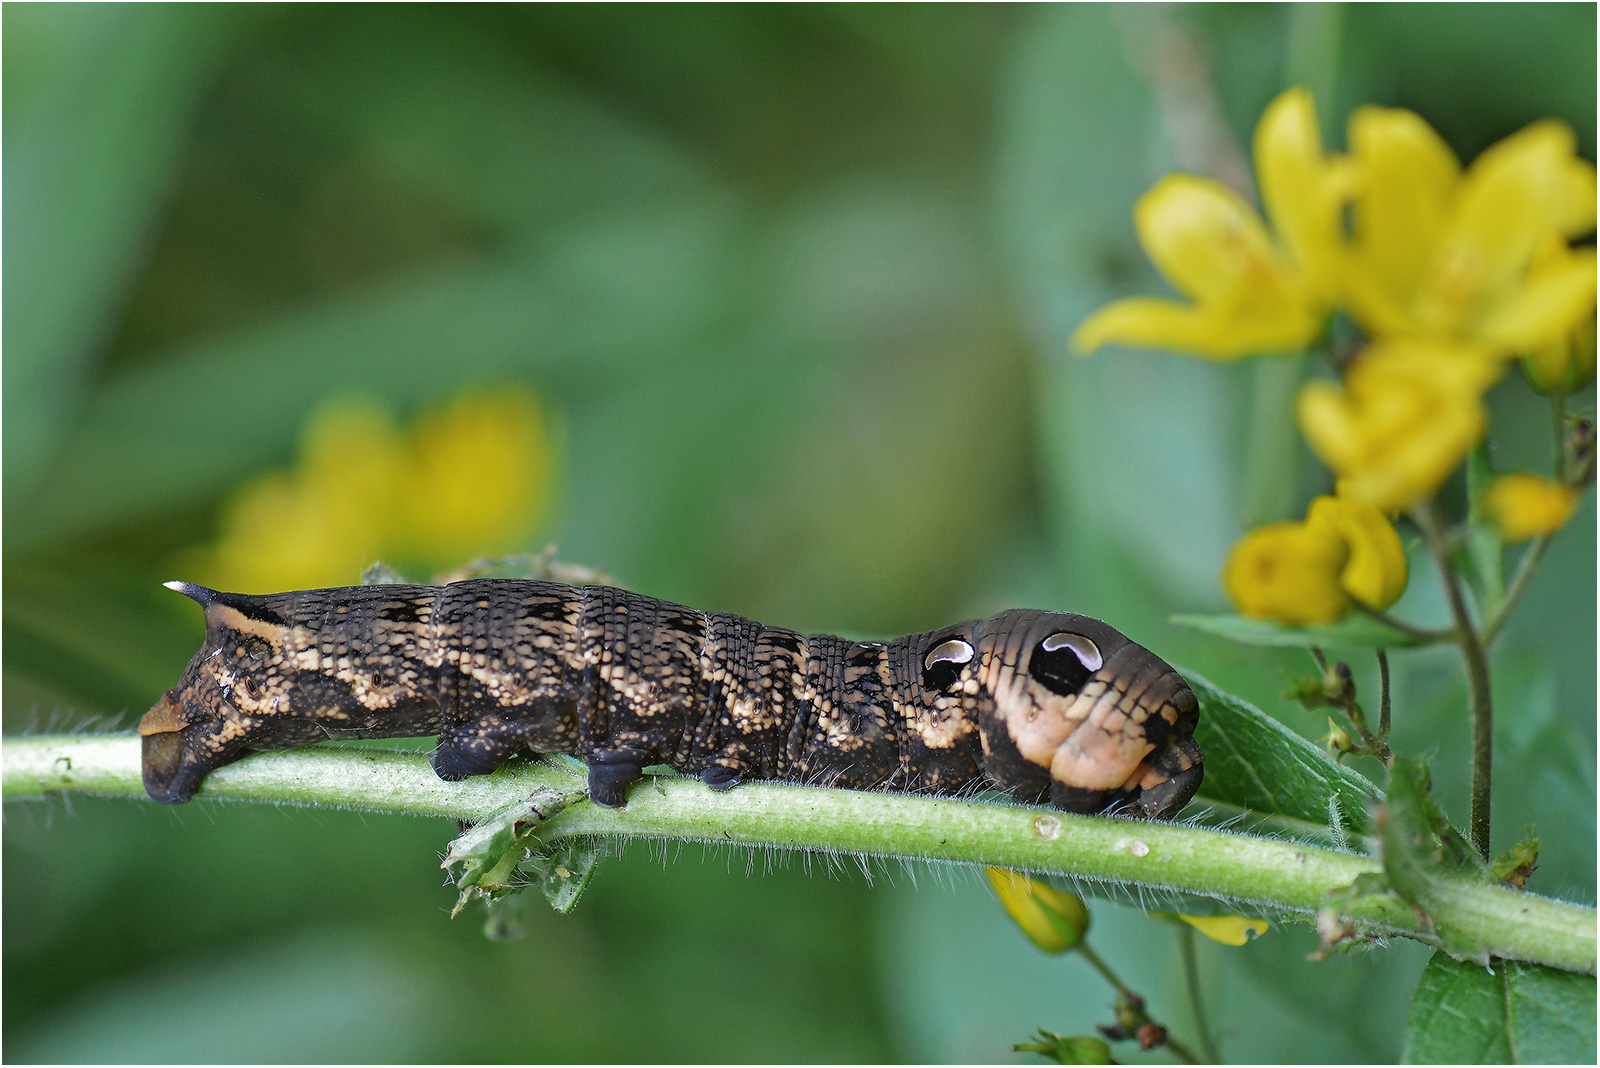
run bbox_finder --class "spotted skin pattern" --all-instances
[140,580,1203,817]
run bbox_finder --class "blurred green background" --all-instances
[4,4,1594,1062]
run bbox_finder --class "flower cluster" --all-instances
[188,386,554,593]
[1075,88,1596,624]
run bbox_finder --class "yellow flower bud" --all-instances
[1485,473,1579,541]
[1178,914,1269,946]
[985,868,1089,953]
[1222,519,1350,625]
[1306,495,1408,610]
[1523,310,1597,395]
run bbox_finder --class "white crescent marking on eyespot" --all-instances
[925,638,974,669]
[1041,632,1102,671]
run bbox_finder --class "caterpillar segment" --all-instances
[139,579,1204,818]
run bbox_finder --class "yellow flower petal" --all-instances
[1344,105,1461,335]
[1297,339,1500,512]
[1179,914,1269,946]
[1416,121,1598,338]
[1255,87,1354,302]
[1307,495,1409,610]
[1480,244,1598,352]
[1097,175,1325,358]
[1485,473,1579,541]
[986,868,1090,954]
[1223,519,1350,625]
[1070,297,1307,361]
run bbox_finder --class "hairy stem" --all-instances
[1353,605,1456,644]
[5,734,1594,974]
[1077,942,1200,1064]
[1412,503,1495,860]
[1376,649,1391,740]
[1178,923,1224,1064]
[1481,535,1552,648]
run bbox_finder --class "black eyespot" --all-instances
[922,638,974,692]
[1028,632,1102,697]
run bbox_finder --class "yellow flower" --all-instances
[1305,495,1408,610]
[985,868,1089,953]
[192,386,554,592]
[1485,473,1579,541]
[1223,518,1350,625]
[395,390,554,567]
[1343,109,1598,354]
[1073,88,1349,360]
[1178,914,1269,946]
[204,399,406,592]
[1297,338,1501,512]
[1223,492,1407,624]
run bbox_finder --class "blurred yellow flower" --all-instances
[1343,110,1598,354]
[1485,473,1579,542]
[194,386,554,592]
[985,868,1089,954]
[1223,492,1407,624]
[1297,338,1501,512]
[1178,914,1268,946]
[1223,517,1350,625]
[1072,89,1348,360]
[1305,495,1408,611]
[395,391,554,567]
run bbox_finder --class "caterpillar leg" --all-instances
[586,747,649,808]
[431,720,530,781]
[700,764,743,791]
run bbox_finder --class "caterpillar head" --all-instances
[955,610,1202,818]
[139,582,309,804]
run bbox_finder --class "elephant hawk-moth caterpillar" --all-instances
[139,579,1203,818]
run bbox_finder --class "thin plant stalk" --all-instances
[1178,922,1224,1064]
[1411,502,1495,860]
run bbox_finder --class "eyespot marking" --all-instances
[1028,633,1099,697]
[922,638,974,692]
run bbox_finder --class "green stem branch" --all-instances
[1179,923,1224,1064]
[5,734,1594,974]
[1481,535,1552,648]
[1412,503,1495,860]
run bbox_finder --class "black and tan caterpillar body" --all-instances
[139,580,1203,818]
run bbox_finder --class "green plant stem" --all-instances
[1178,923,1224,1064]
[1481,535,1553,648]
[1353,604,1456,644]
[1376,649,1391,740]
[5,734,1595,974]
[1075,941,1133,998]
[1076,942,1201,1065]
[1411,503,1495,860]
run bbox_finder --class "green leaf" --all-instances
[440,781,590,918]
[1182,669,1383,836]
[1171,612,1436,650]
[1404,952,1597,1064]
[4,5,237,502]
[1014,1030,1114,1065]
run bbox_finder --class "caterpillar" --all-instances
[139,579,1203,818]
